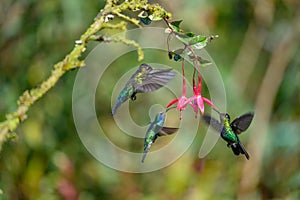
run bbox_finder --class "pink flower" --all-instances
[167,60,217,119]
[167,75,191,119]
[167,95,190,120]
[188,73,215,117]
[167,60,191,119]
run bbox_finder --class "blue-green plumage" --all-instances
[111,64,176,115]
[141,108,178,163]
[143,112,165,149]
[203,112,254,160]
[112,84,135,115]
[220,114,239,143]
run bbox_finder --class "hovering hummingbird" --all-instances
[141,108,178,163]
[111,64,176,115]
[202,112,254,159]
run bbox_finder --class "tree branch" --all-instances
[0,0,171,152]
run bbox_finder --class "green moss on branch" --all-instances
[0,0,171,152]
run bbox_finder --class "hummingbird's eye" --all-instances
[225,114,230,120]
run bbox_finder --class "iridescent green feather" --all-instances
[223,119,238,143]
[111,64,176,115]
[141,109,178,163]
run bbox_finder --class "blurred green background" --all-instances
[1,0,300,199]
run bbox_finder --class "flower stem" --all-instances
[182,58,186,96]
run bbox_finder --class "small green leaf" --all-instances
[174,34,218,49]
[170,26,182,33]
[185,32,195,37]
[169,20,183,32]
[191,35,218,49]
[191,41,208,49]
[188,54,212,67]
[198,57,211,66]
[188,35,207,45]
[173,48,184,55]
[170,20,183,28]
[174,33,191,44]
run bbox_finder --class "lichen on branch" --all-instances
[0,0,171,152]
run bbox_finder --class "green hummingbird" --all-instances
[112,64,176,115]
[203,112,254,159]
[141,107,178,163]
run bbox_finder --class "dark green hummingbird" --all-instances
[141,107,178,163]
[203,112,254,159]
[111,64,176,115]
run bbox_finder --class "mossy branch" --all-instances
[0,0,171,151]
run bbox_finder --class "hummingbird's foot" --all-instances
[131,93,137,101]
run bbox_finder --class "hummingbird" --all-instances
[202,112,254,159]
[111,64,176,115]
[141,107,178,163]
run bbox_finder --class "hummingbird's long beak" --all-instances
[212,107,220,114]
[165,106,176,112]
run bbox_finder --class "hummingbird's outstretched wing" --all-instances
[158,127,179,136]
[230,113,254,134]
[202,115,223,133]
[134,68,176,93]
[112,64,176,115]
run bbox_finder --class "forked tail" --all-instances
[238,142,250,160]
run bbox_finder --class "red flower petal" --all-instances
[196,96,205,115]
[167,98,179,108]
[202,97,215,107]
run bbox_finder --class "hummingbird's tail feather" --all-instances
[141,143,152,163]
[111,101,121,115]
[141,151,148,163]
[238,142,250,160]
[230,145,241,156]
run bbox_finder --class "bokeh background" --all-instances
[1,0,300,199]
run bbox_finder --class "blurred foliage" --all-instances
[0,0,300,199]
